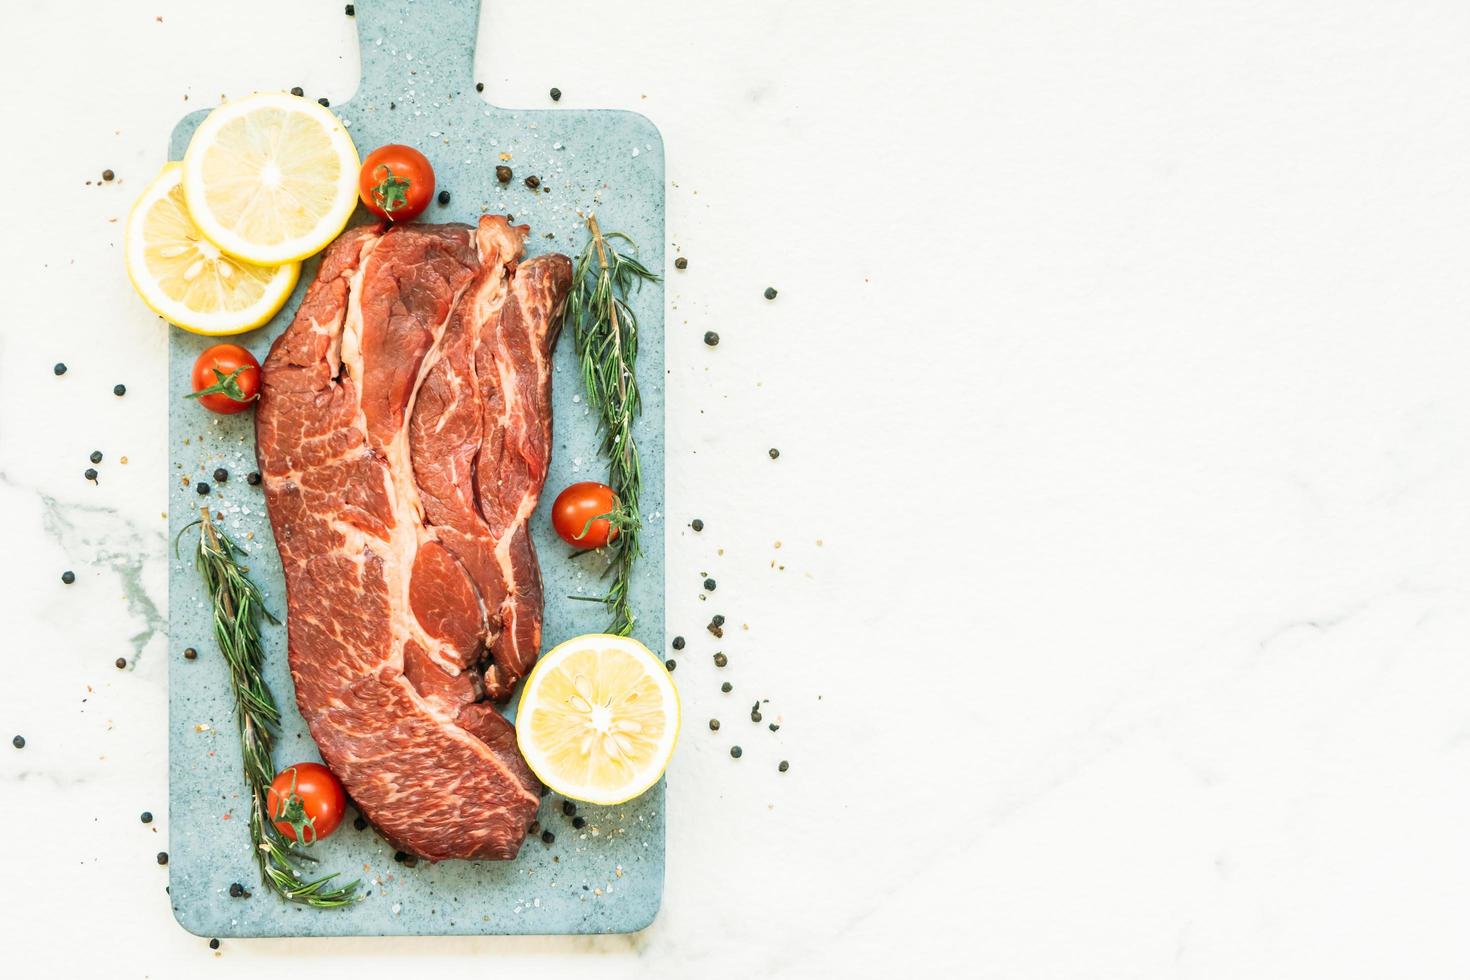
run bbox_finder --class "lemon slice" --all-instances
[182,92,360,264]
[517,634,681,806]
[125,164,300,335]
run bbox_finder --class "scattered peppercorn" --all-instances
[496,165,512,183]
[183,647,197,660]
[714,653,728,668]
[524,175,541,189]
[246,471,261,485]
[561,800,576,817]
[476,82,484,92]
[671,636,685,650]
[345,3,355,14]
[764,287,778,300]
[712,614,725,627]
[751,710,762,723]
[708,719,720,731]
[674,257,688,270]
[195,482,210,496]
[691,518,704,531]
[157,851,169,865]
[665,659,676,671]
[779,760,789,772]
[53,362,67,376]
[541,830,555,844]
[550,87,562,101]
[290,86,304,97]
[115,657,127,670]
[11,735,24,749]
[209,939,220,950]
[141,811,153,823]
[113,383,126,396]
[102,169,115,182]
[721,682,733,693]
[572,816,585,829]
[318,97,330,107]
[730,746,743,759]
[213,467,228,483]
[229,882,244,897]
[393,850,409,863]
[529,821,540,835]
[704,331,719,347]
[83,468,98,483]
[90,450,103,464]
[438,189,450,205]
[769,723,780,732]
[703,577,716,591]
[61,570,75,585]
[354,815,367,831]
[769,448,780,459]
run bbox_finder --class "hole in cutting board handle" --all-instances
[351,0,482,101]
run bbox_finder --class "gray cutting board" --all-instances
[166,0,665,937]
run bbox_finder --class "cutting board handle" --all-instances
[353,0,481,98]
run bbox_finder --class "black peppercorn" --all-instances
[730,746,743,758]
[712,614,725,627]
[562,800,576,817]
[354,815,367,831]
[141,811,153,823]
[11,735,24,749]
[157,851,169,865]
[764,287,777,300]
[713,653,728,668]
[550,87,562,101]
[213,467,228,483]
[476,82,484,92]
[769,722,780,731]
[229,882,244,897]
[751,710,762,723]
[529,821,540,835]
[671,636,685,650]
[665,659,676,671]
[53,362,67,376]
[721,682,733,693]
[90,450,103,464]
[102,169,115,182]
[438,189,450,205]
[496,165,512,183]
[291,86,304,97]
[246,471,261,485]
[704,331,719,347]
[113,383,126,396]
[318,97,330,107]
[393,850,408,863]
[61,570,75,585]
[778,760,789,772]
[115,657,127,670]
[345,3,355,14]
[183,647,197,660]
[674,257,687,270]
[703,577,716,591]
[209,939,220,950]
[524,175,541,189]
[572,816,585,829]
[691,518,703,531]
[769,448,780,459]
[84,468,98,482]
[541,830,555,844]
[196,482,210,495]
[708,719,720,731]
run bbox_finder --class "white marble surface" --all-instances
[4,0,1470,975]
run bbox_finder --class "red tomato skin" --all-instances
[552,482,620,549]
[358,144,435,222]
[190,343,261,415]
[266,762,347,844]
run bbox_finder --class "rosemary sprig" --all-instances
[564,215,659,635]
[186,508,359,908]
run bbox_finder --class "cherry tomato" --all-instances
[358,144,435,222]
[188,343,261,415]
[266,762,347,844]
[552,481,621,549]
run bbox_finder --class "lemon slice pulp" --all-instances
[517,634,680,806]
[182,92,360,264]
[124,164,299,335]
